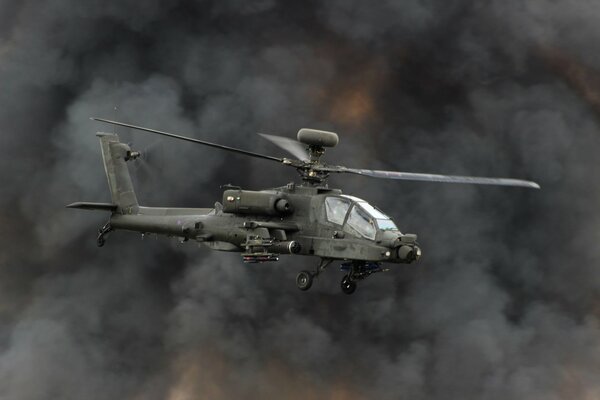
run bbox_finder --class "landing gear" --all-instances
[296,271,313,291]
[295,258,333,292]
[97,221,112,247]
[340,275,356,295]
[339,261,387,295]
[295,260,387,294]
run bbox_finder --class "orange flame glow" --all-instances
[312,43,391,130]
[540,47,600,114]
[161,346,367,400]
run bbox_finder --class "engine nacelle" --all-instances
[222,190,293,216]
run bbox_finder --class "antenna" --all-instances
[112,106,118,134]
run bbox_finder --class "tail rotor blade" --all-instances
[136,157,157,174]
[142,139,163,159]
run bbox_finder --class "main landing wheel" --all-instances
[296,271,313,291]
[341,275,356,295]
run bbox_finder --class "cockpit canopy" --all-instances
[324,195,399,240]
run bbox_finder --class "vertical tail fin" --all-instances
[97,133,139,214]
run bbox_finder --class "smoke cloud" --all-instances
[1,1,600,399]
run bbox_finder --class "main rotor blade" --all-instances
[91,118,284,163]
[258,133,309,161]
[336,168,540,189]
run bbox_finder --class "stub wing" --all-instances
[66,202,118,211]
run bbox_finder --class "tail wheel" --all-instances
[296,271,313,291]
[341,275,356,295]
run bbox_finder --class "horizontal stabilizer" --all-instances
[66,202,118,211]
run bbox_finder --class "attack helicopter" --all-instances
[67,118,539,294]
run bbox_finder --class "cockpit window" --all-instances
[341,195,399,232]
[358,202,389,220]
[376,219,399,231]
[346,205,376,240]
[325,197,351,225]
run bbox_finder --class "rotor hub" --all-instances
[289,129,340,185]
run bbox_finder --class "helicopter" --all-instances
[67,118,540,294]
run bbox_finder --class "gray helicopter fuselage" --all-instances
[107,184,420,264]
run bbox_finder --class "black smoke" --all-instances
[2,1,600,398]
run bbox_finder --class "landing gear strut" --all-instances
[295,258,333,291]
[97,221,112,247]
[339,261,387,295]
